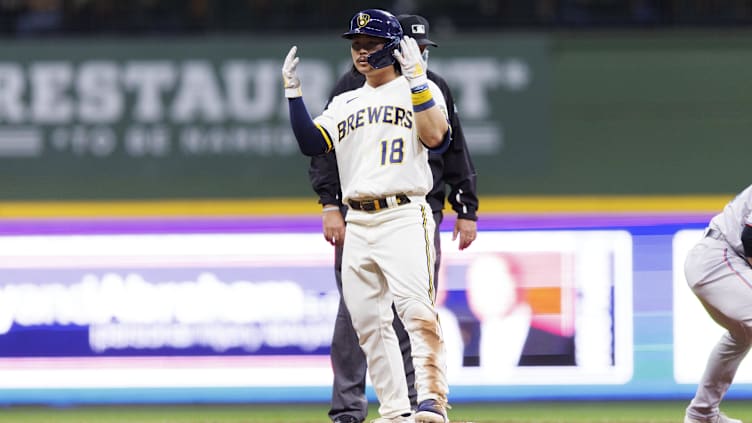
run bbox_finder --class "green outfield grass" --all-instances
[0,400,750,423]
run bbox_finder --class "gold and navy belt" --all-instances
[348,194,411,211]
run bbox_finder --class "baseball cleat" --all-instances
[684,412,742,423]
[415,399,449,423]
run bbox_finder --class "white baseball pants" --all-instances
[342,200,448,419]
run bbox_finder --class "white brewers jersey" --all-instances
[313,76,448,203]
[708,183,752,257]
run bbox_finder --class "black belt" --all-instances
[705,228,724,241]
[348,194,411,211]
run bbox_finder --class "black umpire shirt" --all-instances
[308,67,479,221]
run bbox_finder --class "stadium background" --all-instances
[1,0,752,421]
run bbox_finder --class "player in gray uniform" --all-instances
[683,185,752,423]
[283,8,451,423]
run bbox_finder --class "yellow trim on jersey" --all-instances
[419,204,436,306]
[315,123,333,152]
[0,195,731,218]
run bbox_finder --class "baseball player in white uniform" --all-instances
[683,185,752,423]
[282,8,450,423]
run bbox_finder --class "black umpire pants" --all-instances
[328,210,443,422]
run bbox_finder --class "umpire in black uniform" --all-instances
[308,14,479,423]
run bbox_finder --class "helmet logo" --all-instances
[357,13,370,28]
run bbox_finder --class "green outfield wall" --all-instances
[0,31,750,200]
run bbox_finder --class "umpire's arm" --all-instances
[432,72,478,221]
[309,153,343,208]
[307,68,362,209]
[443,105,478,221]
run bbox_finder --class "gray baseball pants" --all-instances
[684,236,752,420]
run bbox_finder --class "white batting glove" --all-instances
[392,36,428,89]
[282,46,302,98]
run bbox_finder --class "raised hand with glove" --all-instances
[392,36,428,94]
[282,45,333,156]
[392,35,450,150]
[282,46,302,98]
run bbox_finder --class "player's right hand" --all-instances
[282,46,302,98]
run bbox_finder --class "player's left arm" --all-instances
[393,36,450,151]
[416,81,451,152]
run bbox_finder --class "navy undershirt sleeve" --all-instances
[288,97,332,156]
[426,127,452,155]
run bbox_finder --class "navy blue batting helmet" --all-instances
[342,9,403,69]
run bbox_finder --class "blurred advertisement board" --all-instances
[439,230,633,385]
[0,233,337,388]
[0,35,548,199]
[0,229,630,389]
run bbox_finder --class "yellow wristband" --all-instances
[411,89,433,107]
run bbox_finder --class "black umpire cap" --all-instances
[397,14,439,47]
